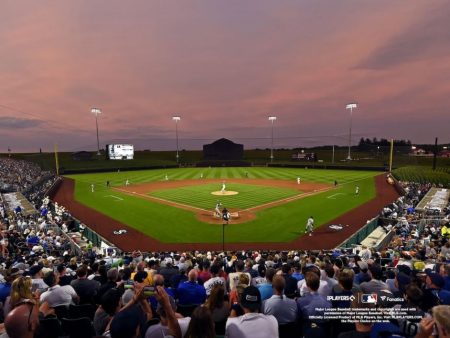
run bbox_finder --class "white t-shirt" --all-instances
[225,313,278,338]
[145,317,191,338]
[40,285,77,307]
[203,276,226,296]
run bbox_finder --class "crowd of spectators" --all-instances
[0,157,51,193]
[0,158,449,338]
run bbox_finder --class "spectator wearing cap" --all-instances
[39,271,78,307]
[256,268,276,301]
[392,272,411,298]
[203,264,226,296]
[56,264,74,286]
[70,265,100,304]
[359,264,389,294]
[297,272,332,320]
[29,264,48,292]
[177,270,207,307]
[423,271,450,309]
[226,286,278,338]
[439,263,450,292]
[262,275,297,325]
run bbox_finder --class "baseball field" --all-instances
[59,167,386,249]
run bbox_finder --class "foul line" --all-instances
[327,193,345,199]
[241,185,334,212]
[104,195,124,201]
[113,187,209,213]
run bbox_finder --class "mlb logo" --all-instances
[361,293,377,304]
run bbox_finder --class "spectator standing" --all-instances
[262,275,298,325]
[70,265,100,304]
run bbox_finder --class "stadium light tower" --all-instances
[91,108,102,155]
[345,103,357,160]
[268,116,277,163]
[172,116,181,163]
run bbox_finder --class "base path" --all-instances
[52,174,399,252]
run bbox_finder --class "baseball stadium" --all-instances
[2,2,450,338]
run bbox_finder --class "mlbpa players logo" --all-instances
[361,293,378,304]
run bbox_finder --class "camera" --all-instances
[124,280,135,289]
[144,286,155,296]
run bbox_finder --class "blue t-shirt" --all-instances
[0,283,11,303]
[257,283,273,301]
[177,281,207,306]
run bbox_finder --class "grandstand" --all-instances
[0,155,449,338]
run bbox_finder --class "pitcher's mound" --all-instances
[211,191,239,196]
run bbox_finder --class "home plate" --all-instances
[211,191,239,196]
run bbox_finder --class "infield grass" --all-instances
[68,167,378,243]
[150,183,299,210]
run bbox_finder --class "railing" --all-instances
[337,217,380,248]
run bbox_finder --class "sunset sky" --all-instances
[1,0,449,152]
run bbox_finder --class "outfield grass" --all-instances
[68,167,378,243]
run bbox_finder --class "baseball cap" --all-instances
[396,272,411,287]
[240,286,261,311]
[426,272,445,288]
[29,265,43,276]
[397,265,412,275]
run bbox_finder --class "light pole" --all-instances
[268,116,277,163]
[345,103,357,160]
[91,108,102,155]
[172,116,181,163]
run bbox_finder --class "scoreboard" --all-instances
[106,144,134,160]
